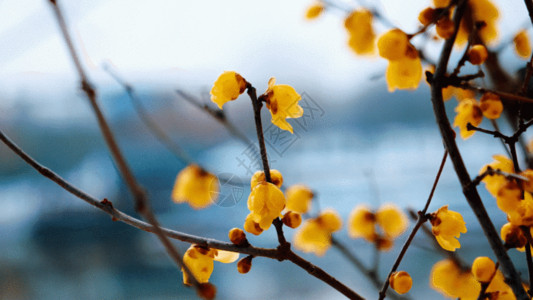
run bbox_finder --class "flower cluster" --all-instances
[480,156,533,227]
[210,72,303,133]
[430,205,467,251]
[348,203,408,251]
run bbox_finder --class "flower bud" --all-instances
[237,256,253,274]
[390,271,412,294]
[228,228,248,246]
[282,211,302,228]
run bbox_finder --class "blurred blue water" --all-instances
[0,76,528,300]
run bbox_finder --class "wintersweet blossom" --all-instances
[247,182,286,230]
[172,164,218,209]
[285,184,313,214]
[210,71,247,109]
[182,245,239,285]
[263,78,303,133]
[514,29,532,59]
[430,259,480,299]
[344,9,375,55]
[453,98,482,139]
[430,205,467,251]
[293,209,342,256]
[378,29,422,91]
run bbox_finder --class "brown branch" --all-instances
[428,0,528,298]
[284,250,364,300]
[176,90,254,147]
[378,150,448,300]
[0,126,365,300]
[48,0,203,294]
[102,63,194,165]
[457,83,533,104]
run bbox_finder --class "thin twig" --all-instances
[176,90,254,146]
[0,128,277,257]
[48,0,202,294]
[330,237,408,300]
[378,150,448,299]
[459,83,533,104]
[428,0,528,298]
[102,63,194,165]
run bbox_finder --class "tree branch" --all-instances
[378,150,448,299]
[428,1,528,298]
[48,0,203,294]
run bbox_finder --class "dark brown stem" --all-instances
[521,226,533,297]
[246,83,288,246]
[102,63,194,165]
[176,90,254,146]
[429,0,528,298]
[378,150,448,299]
[284,250,364,300]
[457,83,533,104]
[48,0,202,293]
[0,128,280,258]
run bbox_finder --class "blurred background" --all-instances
[0,0,531,299]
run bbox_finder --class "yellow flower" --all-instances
[508,191,533,226]
[385,54,423,92]
[210,71,247,109]
[514,29,532,59]
[390,271,412,295]
[293,209,342,256]
[480,155,514,197]
[262,77,303,133]
[521,169,533,193]
[500,222,527,250]
[468,45,488,65]
[182,245,238,286]
[430,205,467,252]
[250,169,283,190]
[433,0,450,8]
[376,204,409,238]
[244,213,263,236]
[486,270,517,299]
[430,259,481,300]
[247,182,286,230]
[377,29,422,92]
[418,7,437,26]
[285,184,313,214]
[471,256,496,283]
[496,180,522,213]
[453,98,483,139]
[172,164,218,209]
[345,9,375,55]
[305,2,324,20]
[479,92,503,119]
[378,29,409,61]
[456,0,499,46]
[183,245,215,285]
[348,204,376,242]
